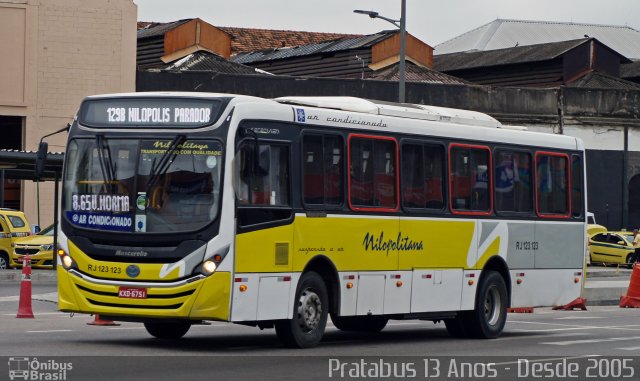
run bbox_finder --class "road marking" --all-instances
[26,329,72,333]
[617,346,640,351]
[387,322,423,327]
[107,327,145,330]
[0,292,57,302]
[541,336,640,346]
[2,312,66,316]
[554,316,604,320]
[492,354,600,366]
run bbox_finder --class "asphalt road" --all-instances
[1,280,640,381]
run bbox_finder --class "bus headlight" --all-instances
[57,249,76,270]
[202,260,217,274]
[194,247,229,276]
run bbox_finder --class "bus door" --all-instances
[233,137,294,321]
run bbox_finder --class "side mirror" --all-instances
[617,241,626,246]
[35,141,49,180]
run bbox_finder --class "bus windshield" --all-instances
[63,137,223,233]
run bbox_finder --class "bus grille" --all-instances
[76,284,196,310]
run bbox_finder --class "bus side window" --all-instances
[349,135,398,210]
[236,141,290,207]
[302,134,344,206]
[536,153,569,217]
[571,155,583,218]
[450,144,491,213]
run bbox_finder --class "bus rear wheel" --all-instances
[275,271,328,348]
[331,315,388,333]
[144,320,191,340]
[467,271,508,339]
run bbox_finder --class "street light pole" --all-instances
[399,0,406,103]
[354,0,407,103]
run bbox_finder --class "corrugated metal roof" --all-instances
[434,38,604,72]
[566,71,640,90]
[157,51,266,75]
[366,62,469,85]
[232,31,396,64]
[621,61,640,79]
[436,19,640,59]
[137,19,191,39]
[218,26,361,54]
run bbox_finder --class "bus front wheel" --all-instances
[275,271,328,348]
[467,270,508,339]
[144,320,191,340]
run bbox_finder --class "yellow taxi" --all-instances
[0,209,32,269]
[11,224,54,269]
[588,230,638,268]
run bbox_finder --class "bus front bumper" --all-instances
[57,266,231,321]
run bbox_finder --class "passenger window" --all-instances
[236,141,290,206]
[349,135,398,210]
[571,155,583,218]
[536,152,569,217]
[450,144,491,213]
[302,134,344,206]
[494,150,532,213]
[401,143,445,210]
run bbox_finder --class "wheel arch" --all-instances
[301,255,340,315]
[481,255,511,308]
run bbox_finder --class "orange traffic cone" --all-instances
[553,297,587,310]
[508,307,534,313]
[87,314,119,326]
[16,255,34,318]
[620,263,640,308]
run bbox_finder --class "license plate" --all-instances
[118,287,147,299]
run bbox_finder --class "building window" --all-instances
[494,150,533,213]
[302,134,344,206]
[449,144,492,214]
[536,152,569,217]
[401,142,445,210]
[349,135,398,211]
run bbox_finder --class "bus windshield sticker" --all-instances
[66,211,133,232]
[140,140,222,156]
[296,108,306,123]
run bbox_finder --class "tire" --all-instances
[444,314,470,338]
[0,252,9,270]
[275,271,328,348]
[466,271,508,339]
[144,320,191,339]
[626,254,636,269]
[331,314,388,333]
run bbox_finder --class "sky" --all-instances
[133,0,640,46]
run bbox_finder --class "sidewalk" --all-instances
[583,265,632,305]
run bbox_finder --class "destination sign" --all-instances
[79,98,223,128]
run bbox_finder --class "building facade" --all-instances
[0,0,137,226]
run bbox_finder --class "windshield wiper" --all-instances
[96,135,117,191]
[146,134,187,191]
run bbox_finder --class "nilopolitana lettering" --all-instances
[362,232,424,255]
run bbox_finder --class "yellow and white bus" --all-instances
[57,93,586,348]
